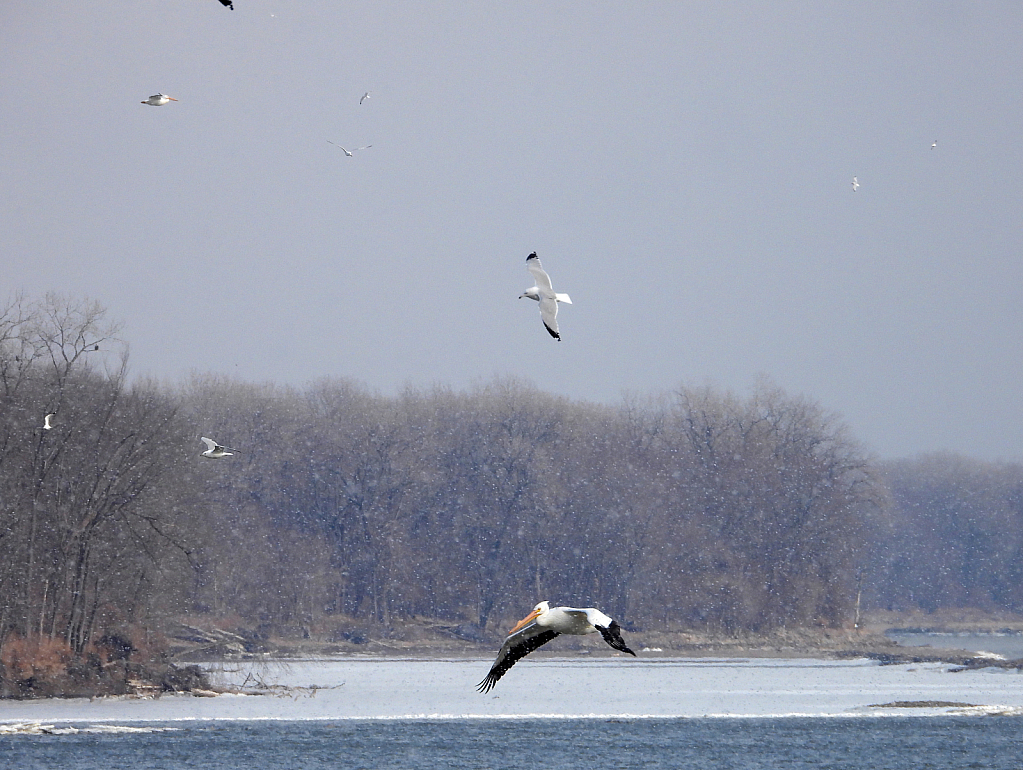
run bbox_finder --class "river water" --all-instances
[884,630,1023,659]
[2,656,1022,768]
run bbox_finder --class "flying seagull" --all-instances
[851,176,859,192]
[141,93,178,106]
[520,252,572,341]
[478,601,636,693]
[327,140,372,157]
[360,91,371,104]
[218,0,234,8]
[43,413,55,431]
[200,436,239,459]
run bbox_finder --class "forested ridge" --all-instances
[3,295,1023,687]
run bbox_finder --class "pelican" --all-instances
[360,91,371,104]
[43,413,55,431]
[327,140,372,157]
[851,176,859,192]
[200,436,239,459]
[141,93,178,106]
[477,601,636,693]
[519,252,572,341]
[931,139,938,149]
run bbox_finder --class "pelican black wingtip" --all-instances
[599,620,637,656]
[526,252,538,261]
[477,674,499,694]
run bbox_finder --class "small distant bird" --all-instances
[360,91,371,105]
[327,140,372,157]
[43,413,55,431]
[851,176,859,192]
[200,436,239,459]
[141,93,177,106]
[477,601,636,693]
[931,139,938,150]
[520,252,572,341]
[218,0,234,8]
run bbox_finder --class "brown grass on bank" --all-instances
[0,634,72,682]
[0,630,210,699]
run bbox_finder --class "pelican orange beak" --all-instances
[509,607,541,634]
[169,97,178,101]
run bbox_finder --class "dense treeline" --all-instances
[182,375,876,636]
[3,295,1023,671]
[864,453,1023,614]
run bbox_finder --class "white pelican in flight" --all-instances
[931,139,938,149]
[43,413,55,431]
[519,252,572,341]
[477,601,635,693]
[200,436,239,459]
[327,140,372,157]
[360,91,371,104]
[851,176,859,192]
[141,93,178,106]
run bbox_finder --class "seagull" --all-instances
[43,413,55,431]
[360,91,371,104]
[931,139,938,150]
[327,140,372,157]
[477,601,636,693]
[200,436,239,459]
[141,93,178,106]
[218,0,234,8]
[519,252,572,341]
[851,176,859,192]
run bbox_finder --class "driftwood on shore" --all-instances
[0,658,211,700]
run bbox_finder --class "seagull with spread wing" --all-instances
[200,437,240,459]
[327,140,372,157]
[519,252,572,341]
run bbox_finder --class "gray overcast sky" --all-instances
[3,2,1023,461]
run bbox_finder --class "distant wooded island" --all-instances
[3,294,1022,696]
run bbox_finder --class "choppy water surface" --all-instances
[2,657,1023,768]
[3,717,1023,770]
